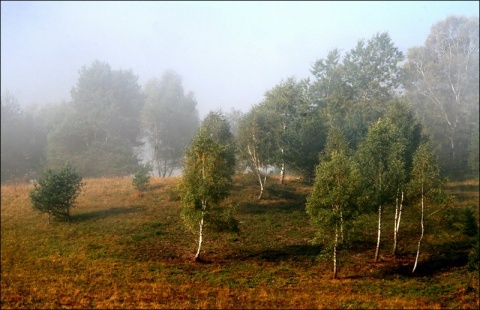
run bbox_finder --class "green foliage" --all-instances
[385,100,423,174]
[407,142,443,202]
[259,77,327,180]
[30,164,84,222]
[132,163,152,192]
[356,118,407,208]
[46,60,144,177]
[236,106,279,197]
[461,207,479,238]
[179,111,238,235]
[467,232,479,271]
[342,32,405,102]
[310,33,404,150]
[306,147,360,244]
[237,105,280,171]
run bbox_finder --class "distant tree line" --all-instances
[1,16,478,183]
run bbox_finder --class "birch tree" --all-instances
[179,111,238,261]
[404,16,479,178]
[408,142,442,273]
[356,119,406,262]
[306,140,360,279]
[385,101,423,255]
[260,77,312,184]
[236,106,278,199]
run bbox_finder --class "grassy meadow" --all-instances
[1,175,479,309]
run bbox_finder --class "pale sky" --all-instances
[1,1,479,117]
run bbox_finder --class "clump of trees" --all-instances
[30,164,84,223]
[2,16,477,185]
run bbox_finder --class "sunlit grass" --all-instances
[1,175,478,308]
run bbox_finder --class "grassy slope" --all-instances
[1,175,478,309]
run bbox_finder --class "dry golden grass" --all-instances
[1,175,478,309]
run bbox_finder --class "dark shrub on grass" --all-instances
[132,163,152,192]
[30,164,84,223]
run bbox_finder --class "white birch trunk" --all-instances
[374,175,383,262]
[340,209,344,243]
[393,190,404,255]
[194,200,207,261]
[280,160,285,185]
[374,204,382,262]
[280,121,286,185]
[413,185,424,273]
[333,223,338,279]
[393,189,399,256]
[247,144,266,200]
[258,176,267,200]
[397,191,404,234]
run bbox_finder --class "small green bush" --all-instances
[462,207,478,237]
[467,232,479,271]
[30,164,84,223]
[132,163,152,192]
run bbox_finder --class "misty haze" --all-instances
[1,2,479,309]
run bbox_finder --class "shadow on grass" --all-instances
[377,240,471,278]
[72,205,145,222]
[148,183,164,191]
[229,244,323,263]
[238,200,306,215]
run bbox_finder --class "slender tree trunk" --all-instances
[280,160,285,185]
[168,160,174,177]
[280,121,286,185]
[333,223,338,279]
[195,200,207,261]
[162,160,168,178]
[257,172,264,199]
[280,146,285,185]
[340,209,344,243]
[397,191,404,236]
[393,189,399,256]
[375,175,383,262]
[247,144,266,199]
[374,204,382,262]
[257,175,266,200]
[155,158,161,178]
[413,185,425,273]
[393,190,404,256]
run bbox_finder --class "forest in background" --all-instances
[1,15,478,183]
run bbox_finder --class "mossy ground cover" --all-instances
[1,175,478,308]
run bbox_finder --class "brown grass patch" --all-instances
[1,175,478,308]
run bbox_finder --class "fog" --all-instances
[2,1,478,117]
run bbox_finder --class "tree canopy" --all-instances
[46,60,145,177]
[142,71,199,177]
